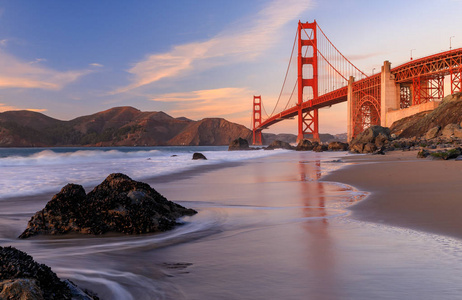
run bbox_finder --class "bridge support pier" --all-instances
[252,95,263,146]
[380,61,399,127]
[347,76,355,142]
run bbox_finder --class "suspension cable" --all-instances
[269,29,299,117]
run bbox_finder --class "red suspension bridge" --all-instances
[251,20,462,145]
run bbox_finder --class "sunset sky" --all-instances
[0,0,461,134]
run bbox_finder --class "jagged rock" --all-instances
[0,279,44,300]
[296,139,314,151]
[425,126,441,139]
[0,246,72,299]
[19,173,197,238]
[327,141,348,151]
[372,146,386,155]
[265,140,294,150]
[349,126,391,153]
[228,137,250,151]
[192,152,207,160]
[0,247,98,300]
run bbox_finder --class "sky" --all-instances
[0,0,462,134]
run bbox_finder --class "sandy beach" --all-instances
[323,151,462,240]
[3,149,462,299]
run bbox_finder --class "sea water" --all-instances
[2,148,462,300]
[0,146,278,199]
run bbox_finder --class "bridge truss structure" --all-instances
[251,20,462,145]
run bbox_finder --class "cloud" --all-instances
[90,63,104,67]
[152,87,254,120]
[0,50,91,90]
[0,103,47,113]
[115,0,314,93]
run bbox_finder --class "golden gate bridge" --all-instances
[251,20,462,145]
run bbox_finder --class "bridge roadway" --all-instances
[256,48,462,132]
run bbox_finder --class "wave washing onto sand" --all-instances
[0,147,286,199]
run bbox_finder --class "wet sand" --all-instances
[323,151,462,240]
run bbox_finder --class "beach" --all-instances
[323,151,462,239]
[2,149,462,299]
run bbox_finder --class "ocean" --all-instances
[1,147,462,299]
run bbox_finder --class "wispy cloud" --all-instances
[115,0,313,94]
[90,63,104,67]
[152,87,253,120]
[0,51,91,90]
[0,103,47,113]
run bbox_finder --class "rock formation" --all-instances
[228,137,250,151]
[19,173,197,238]
[349,126,391,153]
[0,246,98,299]
[265,140,294,150]
[192,153,207,160]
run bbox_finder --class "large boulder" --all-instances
[265,140,294,150]
[425,126,441,139]
[228,137,250,151]
[349,126,391,153]
[19,173,197,238]
[296,139,314,151]
[192,152,207,160]
[441,123,461,138]
[327,141,348,151]
[0,246,98,300]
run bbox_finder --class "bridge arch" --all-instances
[353,95,380,137]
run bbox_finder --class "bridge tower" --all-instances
[297,21,319,142]
[252,95,262,145]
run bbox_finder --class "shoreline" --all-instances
[323,150,462,240]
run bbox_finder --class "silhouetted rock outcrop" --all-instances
[19,173,197,238]
[192,153,207,160]
[228,137,250,151]
[0,246,98,299]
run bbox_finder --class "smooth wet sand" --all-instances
[323,151,462,239]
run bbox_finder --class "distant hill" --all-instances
[0,106,253,147]
[0,106,346,147]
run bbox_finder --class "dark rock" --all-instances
[313,144,328,152]
[192,152,207,160]
[265,140,294,150]
[296,139,314,151]
[327,141,348,151]
[0,246,72,299]
[19,173,197,238]
[373,146,386,155]
[363,143,378,153]
[228,137,250,151]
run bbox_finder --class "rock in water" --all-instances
[228,137,250,150]
[192,152,207,160]
[327,141,349,151]
[19,173,197,238]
